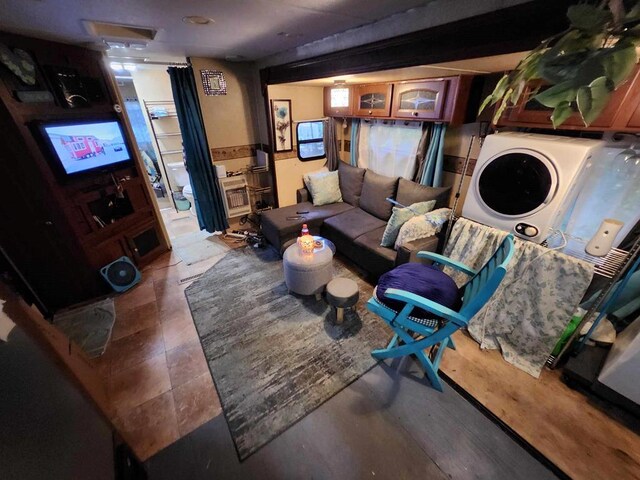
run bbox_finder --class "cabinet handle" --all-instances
[368,110,372,115]
[412,111,419,116]
[44,221,53,226]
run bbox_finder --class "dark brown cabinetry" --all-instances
[353,83,393,117]
[323,75,474,125]
[391,80,448,120]
[323,85,353,116]
[0,32,168,313]
[498,67,640,131]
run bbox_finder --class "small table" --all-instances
[283,236,335,299]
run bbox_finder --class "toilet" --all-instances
[167,161,190,190]
[182,183,196,215]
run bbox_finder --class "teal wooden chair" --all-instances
[367,234,515,391]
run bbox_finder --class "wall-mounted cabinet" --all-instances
[353,83,393,117]
[323,75,474,125]
[323,85,353,116]
[391,80,448,120]
[497,67,640,131]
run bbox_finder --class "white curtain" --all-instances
[357,121,423,179]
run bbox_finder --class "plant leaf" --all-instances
[567,4,612,34]
[491,88,512,125]
[551,101,573,129]
[478,73,509,115]
[576,76,612,126]
[532,81,577,108]
[600,42,638,87]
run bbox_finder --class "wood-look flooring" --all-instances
[440,332,640,480]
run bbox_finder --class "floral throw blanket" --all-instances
[443,218,594,377]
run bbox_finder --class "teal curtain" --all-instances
[419,123,447,187]
[349,119,359,166]
[167,67,228,233]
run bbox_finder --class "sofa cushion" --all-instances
[359,170,399,220]
[322,207,386,242]
[261,201,354,251]
[396,178,451,210]
[354,226,397,264]
[338,161,366,207]
[305,170,343,206]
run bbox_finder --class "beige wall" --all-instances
[442,122,481,214]
[190,57,261,171]
[267,84,326,207]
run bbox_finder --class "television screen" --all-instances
[41,120,132,176]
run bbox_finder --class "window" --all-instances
[296,121,325,161]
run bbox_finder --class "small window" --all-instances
[296,121,325,161]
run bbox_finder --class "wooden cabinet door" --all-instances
[353,83,393,117]
[323,86,353,116]
[392,80,448,120]
[124,221,164,266]
[503,67,640,129]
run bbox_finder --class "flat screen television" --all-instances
[36,118,134,179]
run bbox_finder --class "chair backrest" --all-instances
[459,234,515,321]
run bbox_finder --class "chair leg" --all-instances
[447,336,456,350]
[431,338,450,372]
[387,334,399,349]
[414,350,443,392]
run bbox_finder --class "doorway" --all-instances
[113,63,200,240]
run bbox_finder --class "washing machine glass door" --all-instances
[478,149,556,217]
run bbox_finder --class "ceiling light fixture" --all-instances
[110,62,124,71]
[277,31,302,38]
[123,63,137,71]
[182,15,214,25]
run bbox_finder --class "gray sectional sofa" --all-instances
[261,162,451,278]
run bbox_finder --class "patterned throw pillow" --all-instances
[394,208,451,250]
[305,170,343,206]
[380,200,436,247]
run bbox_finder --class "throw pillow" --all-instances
[359,170,399,220]
[380,200,436,247]
[303,167,328,191]
[305,170,343,206]
[394,208,451,250]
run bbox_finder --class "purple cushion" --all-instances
[376,263,461,319]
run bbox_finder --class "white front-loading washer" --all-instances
[462,132,603,243]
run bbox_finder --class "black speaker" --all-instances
[100,256,141,293]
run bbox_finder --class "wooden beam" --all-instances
[261,0,573,85]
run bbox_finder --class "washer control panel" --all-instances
[515,223,539,238]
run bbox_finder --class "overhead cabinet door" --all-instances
[392,80,448,120]
[353,83,393,117]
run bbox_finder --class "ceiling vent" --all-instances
[83,20,158,41]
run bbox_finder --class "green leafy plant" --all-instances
[480,0,640,128]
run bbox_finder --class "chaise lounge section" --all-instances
[261,162,451,278]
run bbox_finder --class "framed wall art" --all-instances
[271,99,292,152]
[200,69,227,96]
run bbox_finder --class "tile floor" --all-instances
[90,207,237,460]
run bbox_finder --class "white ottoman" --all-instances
[283,238,334,299]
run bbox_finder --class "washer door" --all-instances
[476,148,558,218]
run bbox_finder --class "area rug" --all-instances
[53,298,116,358]
[172,230,230,265]
[185,247,389,460]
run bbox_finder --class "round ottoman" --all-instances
[326,277,359,324]
[283,239,334,299]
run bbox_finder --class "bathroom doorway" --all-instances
[113,62,200,240]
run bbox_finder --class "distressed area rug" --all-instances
[185,247,388,459]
